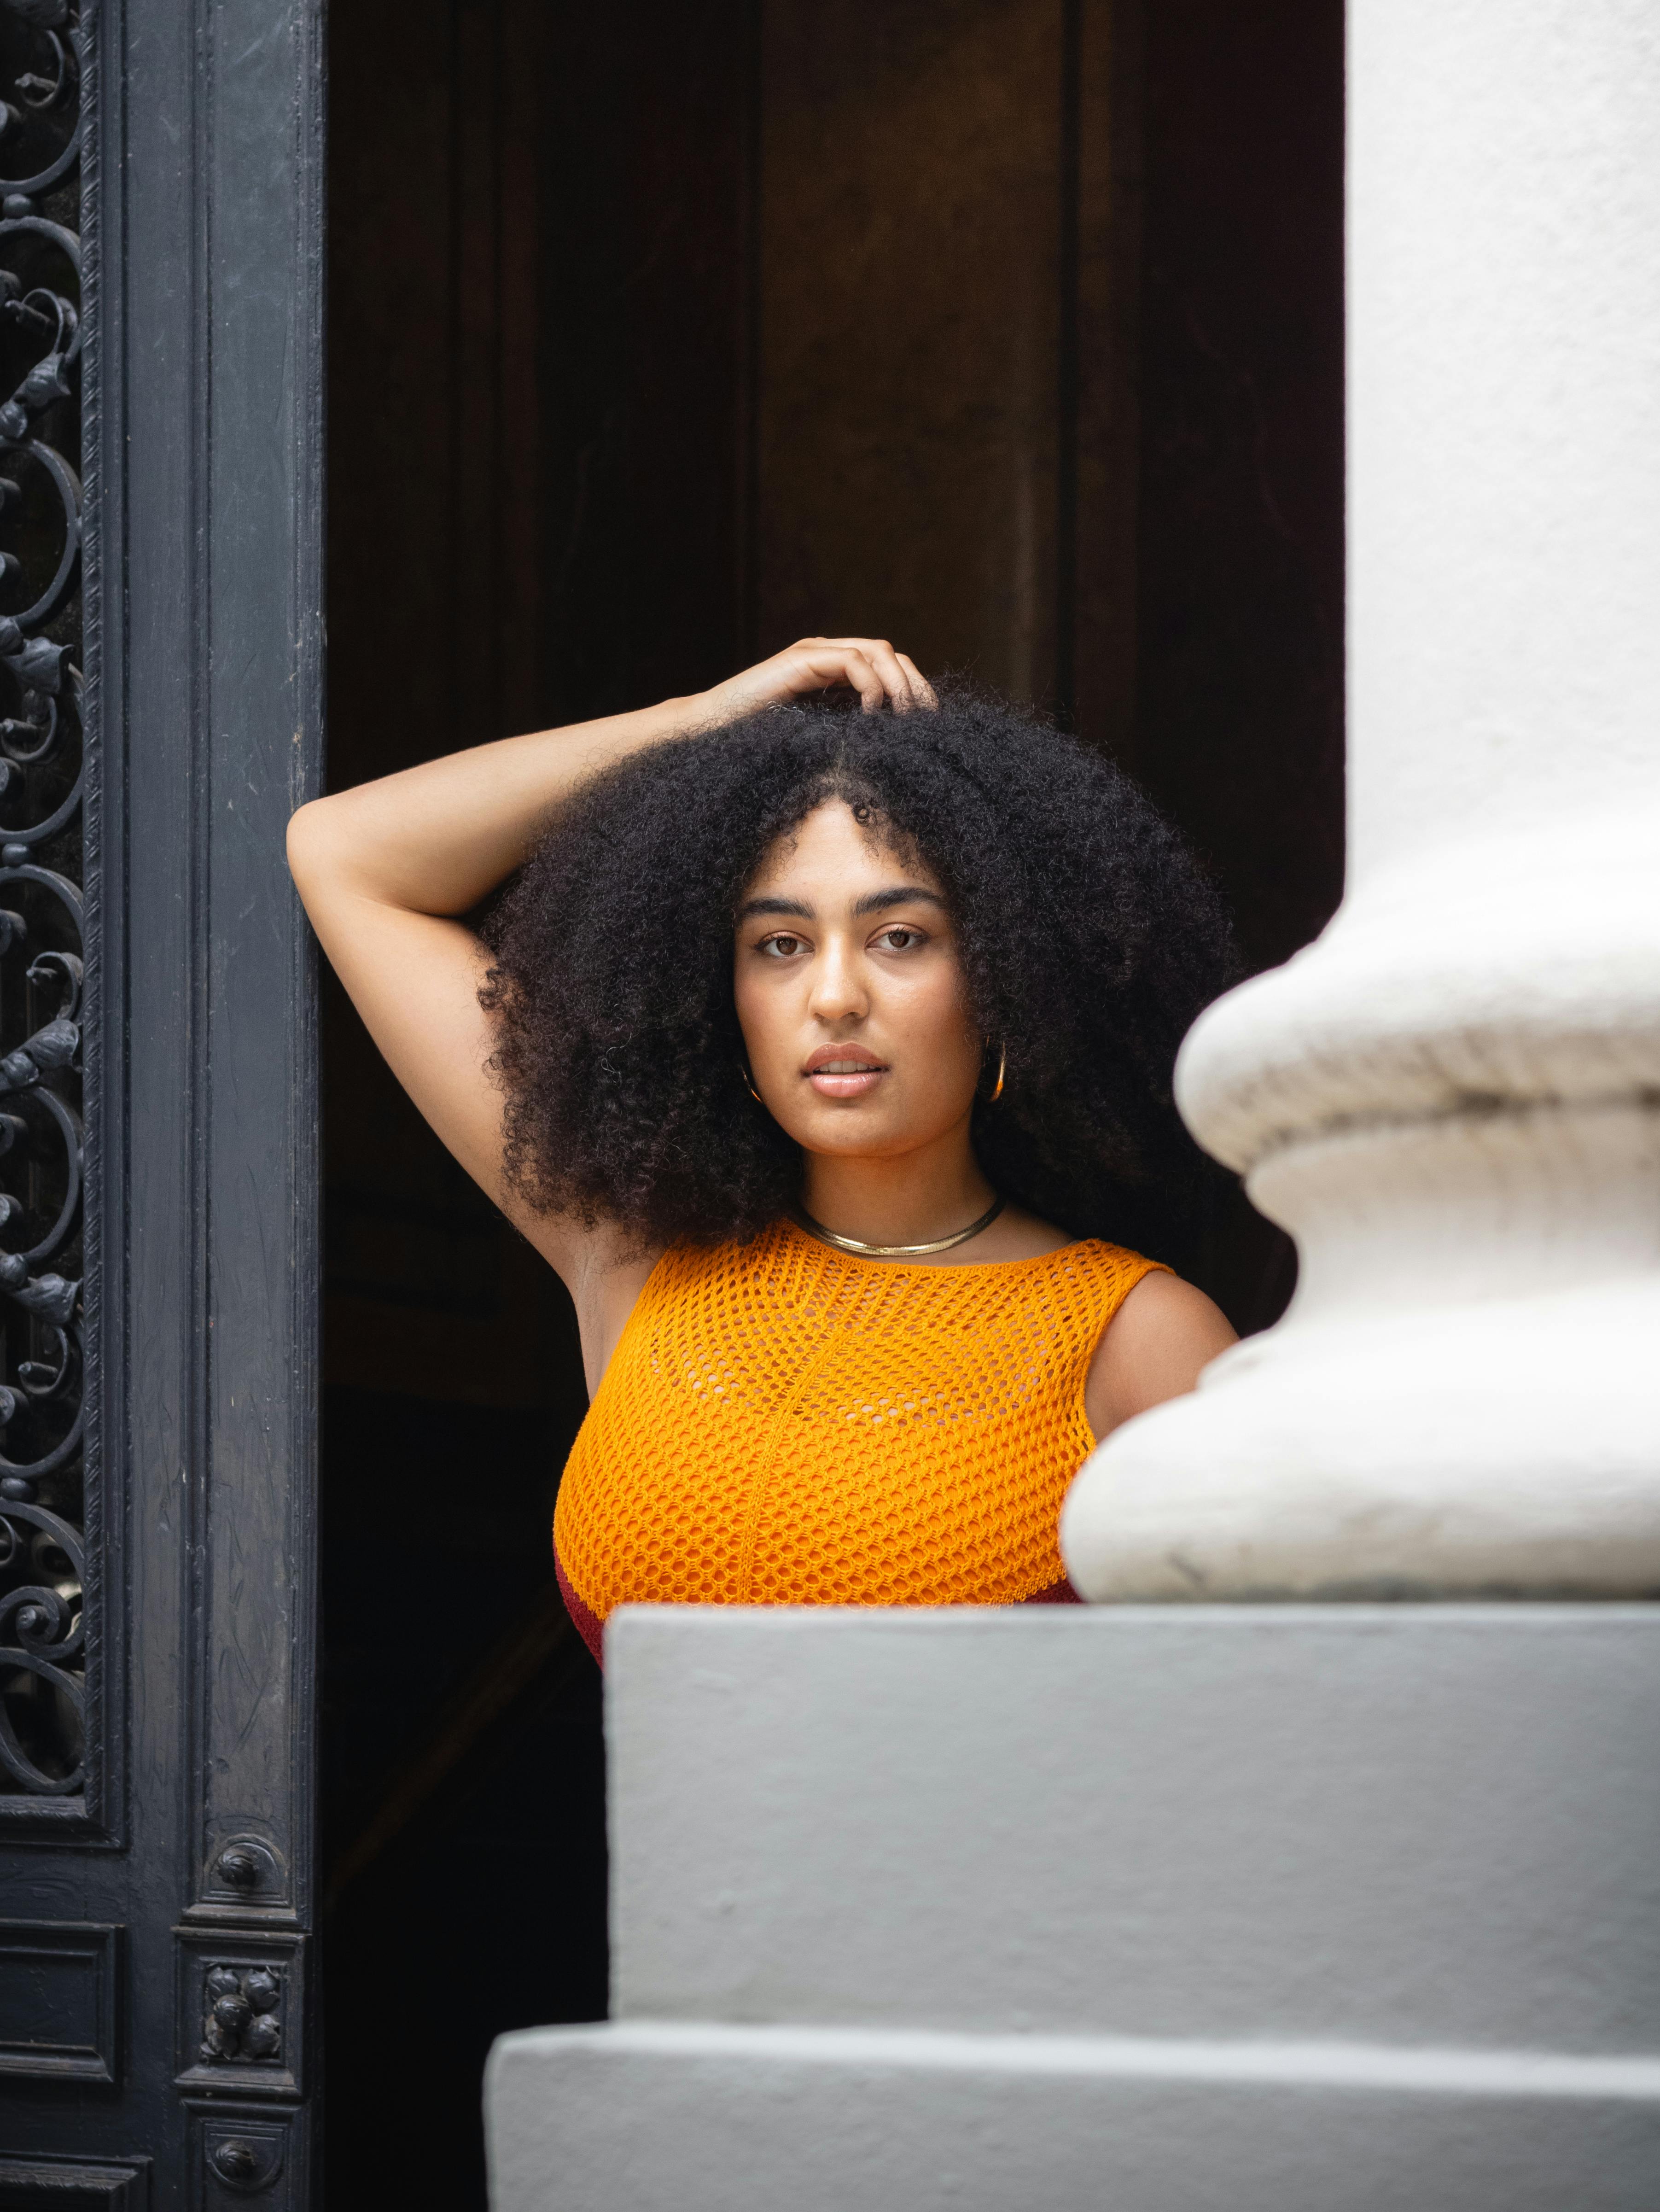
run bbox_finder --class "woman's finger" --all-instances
[826,637,916,712]
[845,637,915,712]
[787,641,884,709]
[896,653,938,711]
[829,647,885,712]
[708,638,925,723]
[823,637,906,708]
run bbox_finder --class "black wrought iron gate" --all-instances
[0,0,324,2200]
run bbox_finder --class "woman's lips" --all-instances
[804,1053,889,1100]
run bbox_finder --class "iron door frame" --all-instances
[0,0,326,2201]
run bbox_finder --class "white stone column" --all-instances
[1063,0,1660,1600]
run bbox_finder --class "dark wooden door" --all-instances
[316,4,1342,2200]
[0,0,324,2202]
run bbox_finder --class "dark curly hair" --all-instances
[479,687,1235,1262]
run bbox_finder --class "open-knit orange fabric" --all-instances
[553,1217,1164,1635]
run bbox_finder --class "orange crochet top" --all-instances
[553,1217,1165,1658]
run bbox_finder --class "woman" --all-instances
[288,637,1237,1661]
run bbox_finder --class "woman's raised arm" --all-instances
[286,639,931,1287]
[286,695,709,1272]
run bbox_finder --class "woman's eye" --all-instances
[878,927,923,951]
[762,934,804,958]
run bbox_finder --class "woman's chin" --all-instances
[786,1112,945,1163]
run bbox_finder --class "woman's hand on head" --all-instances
[700,637,938,724]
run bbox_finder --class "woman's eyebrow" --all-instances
[853,885,947,916]
[738,894,815,921]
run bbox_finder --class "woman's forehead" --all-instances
[746,798,936,899]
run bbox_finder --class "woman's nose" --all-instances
[808,938,868,1021]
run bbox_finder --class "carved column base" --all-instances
[1063,803,1660,1599]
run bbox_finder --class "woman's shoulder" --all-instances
[1086,1267,1238,1435]
[980,1206,1147,1283]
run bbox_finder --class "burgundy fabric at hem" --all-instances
[556,1548,606,1666]
[1023,1577,1083,1604]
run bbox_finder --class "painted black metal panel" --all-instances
[0,0,324,2196]
[0,2158,149,2208]
[0,1919,121,2083]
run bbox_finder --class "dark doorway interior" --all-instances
[322,0,1343,2203]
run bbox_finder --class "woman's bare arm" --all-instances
[1084,1269,1237,1442]
[286,697,699,1277]
[286,639,933,1295]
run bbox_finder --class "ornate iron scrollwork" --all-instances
[0,0,85,1799]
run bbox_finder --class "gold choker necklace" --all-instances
[791,1194,1006,1259]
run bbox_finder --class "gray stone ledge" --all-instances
[486,2019,1660,2212]
[609,1605,1660,2049]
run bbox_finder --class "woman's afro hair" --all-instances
[479,686,1237,1262]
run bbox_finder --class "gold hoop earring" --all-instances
[989,1039,1006,1103]
[740,1065,765,1107]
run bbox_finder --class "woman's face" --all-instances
[733,800,982,1160]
